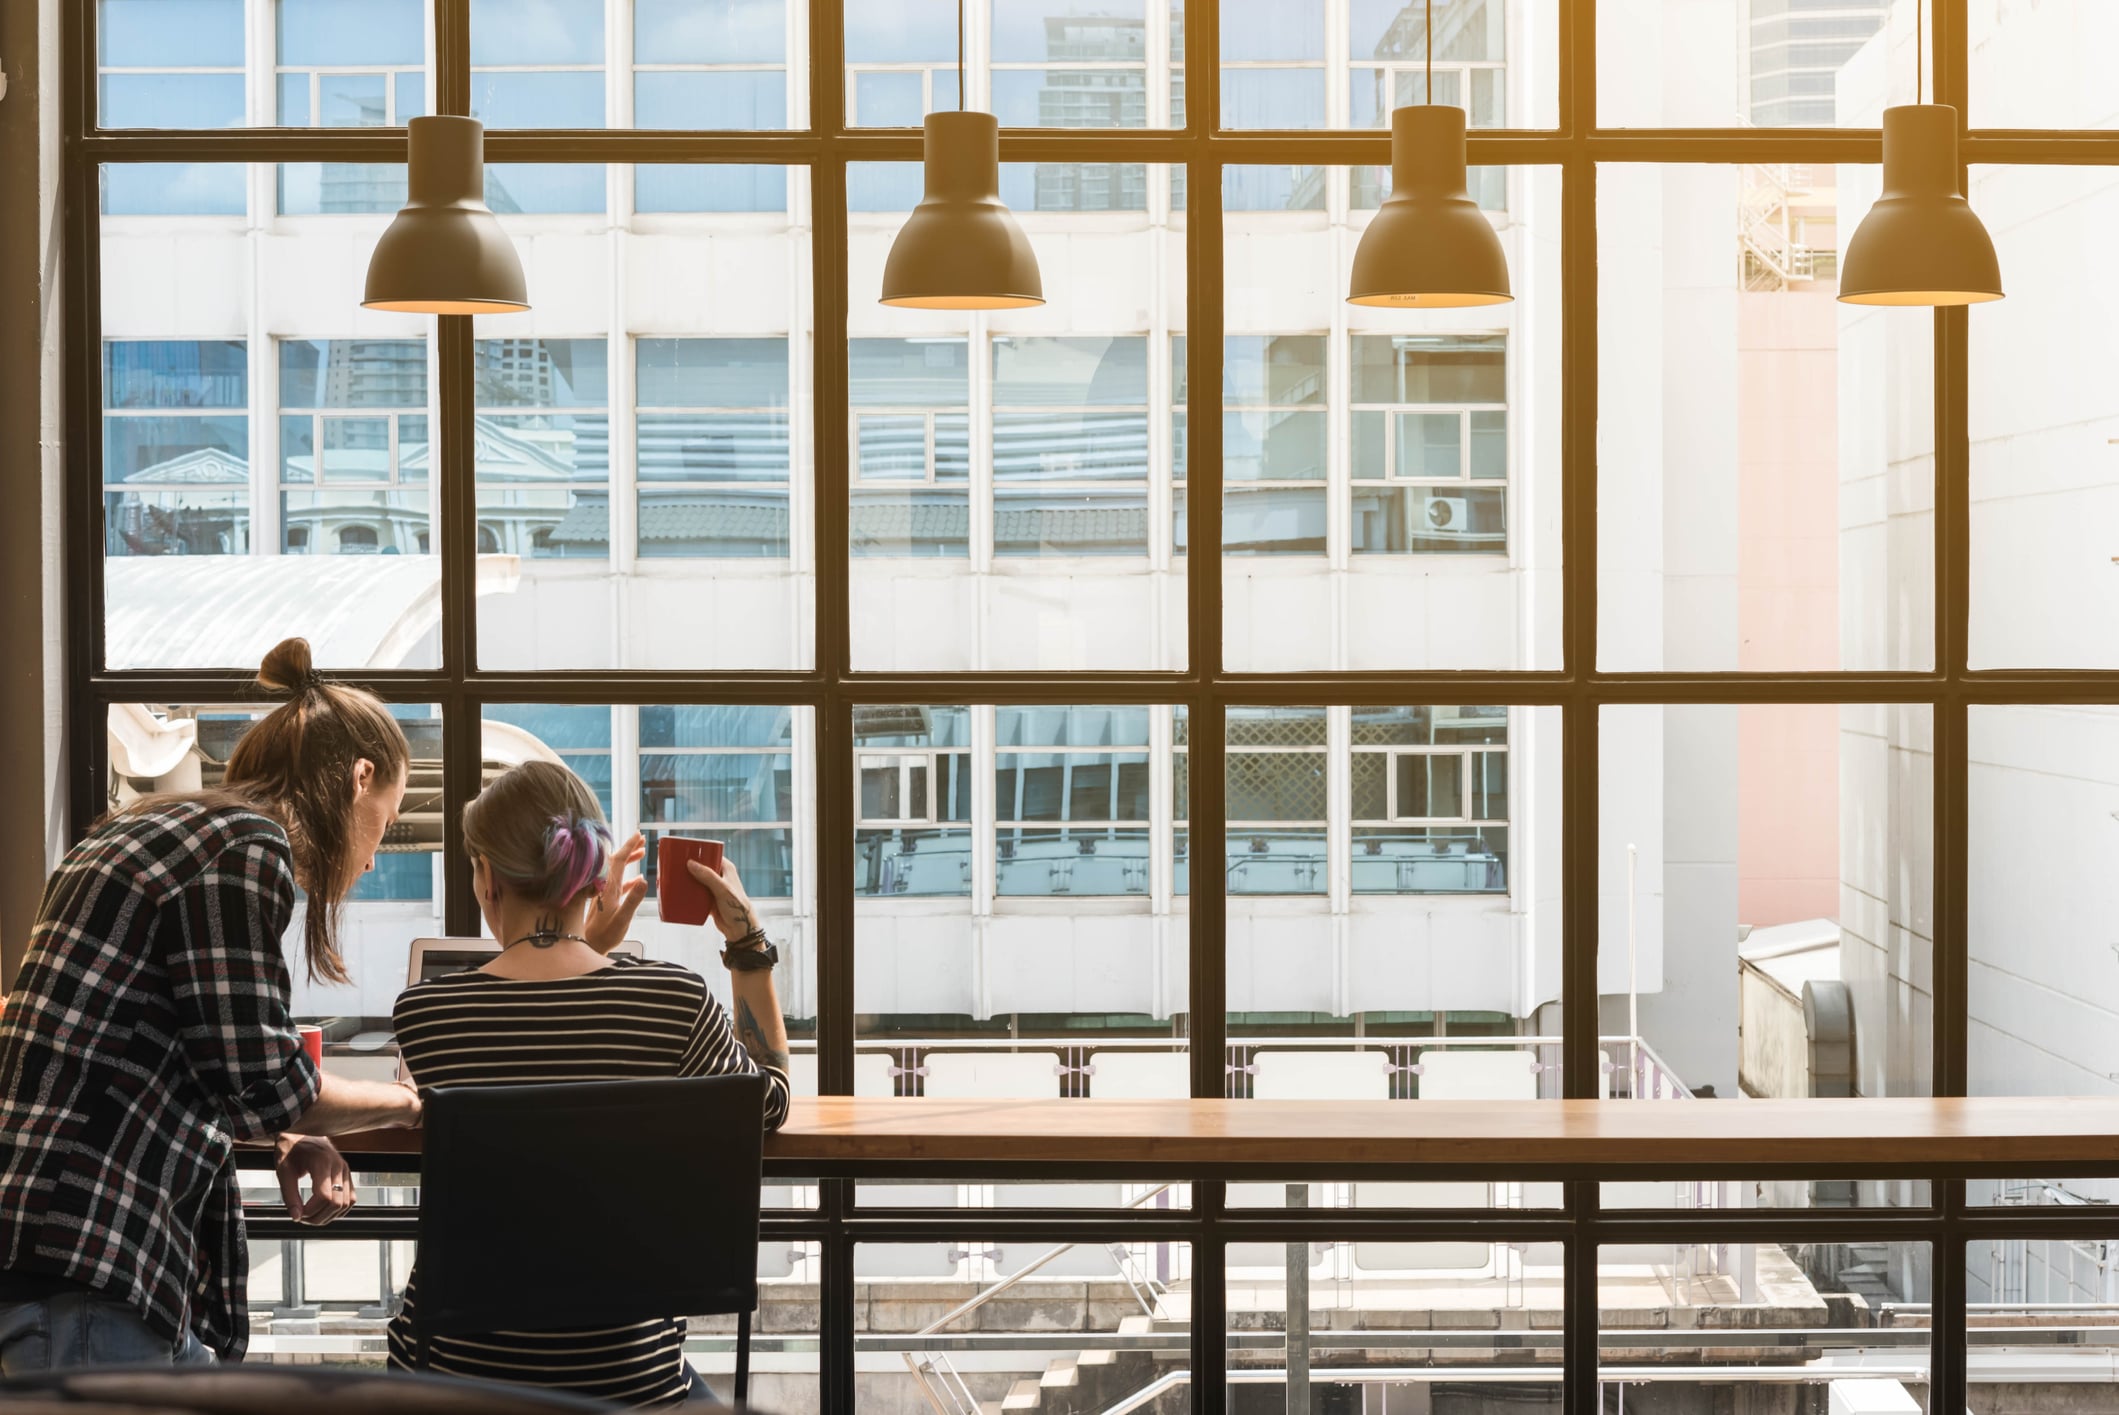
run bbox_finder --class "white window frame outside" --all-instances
[1348,335,1509,558]
[100,338,253,558]
[989,333,1153,560]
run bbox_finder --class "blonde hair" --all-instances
[463,760,610,909]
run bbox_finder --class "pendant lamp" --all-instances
[879,0,1043,309]
[1347,0,1511,308]
[362,116,529,315]
[1838,2,2002,306]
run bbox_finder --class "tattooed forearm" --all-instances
[734,997,791,1074]
[726,899,755,936]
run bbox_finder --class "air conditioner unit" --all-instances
[1425,495,1471,533]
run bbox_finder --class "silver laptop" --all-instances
[405,935,643,989]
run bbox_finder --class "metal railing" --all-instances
[796,1032,1694,1102]
[899,1183,1178,1415]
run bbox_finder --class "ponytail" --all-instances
[220,637,412,985]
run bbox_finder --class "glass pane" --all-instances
[857,705,1187,1090]
[1971,7,2119,127]
[1222,0,1554,131]
[1601,704,1933,1137]
[474,702,811,1028]
[110,701,444,1020]
[1599,0,1918,127]
[98,0,243,130]
[1598,163,1932,673]
[1969,165,2119,668]
[856,1241,1190,1408]
[849,164,1184,670]
[1967,704,2119,1214]
[98,0,433,135]
[1601,1243,1932,1410]
[471,165,813,669]
[634,70,788,130]
[1213,705,1554,1082]
[98,194,446,669]
[1223,166,1556,672]
[1228,1227,1561,1410]
[847,0,1181,129]
[1968,1234,2119,1411]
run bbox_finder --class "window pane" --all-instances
[1603,703,1932,1132]
[279,0,423,66]
[278,340,430,555]
[1971,6,2119,127]
[97,0,243,135]
[1214,705,1556,1077]
[472,0,604,66]
[101,0,243,68]
[858,704,1186,1087]
[634,70,786,129]
[1599,0,1913,127]
[1223,0,1553,131]
[472,166,812,669]
[111,702,445,1019]
[1223,169,1551,669]
[1597,164,1931,673]
[476,704,810,1033]
[97,191,456,668]
[1969,166,2119,668]
[634,0,785,63]
[1969,706,2119,1146]
[847,0,1180,129]
[849,163,1184,670]
[1601,1243,1931,1408]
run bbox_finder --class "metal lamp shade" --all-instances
[362,117,529,315]
[880,112,1044,311]
[1839,105,2002,307]
[1348,105,1512,309]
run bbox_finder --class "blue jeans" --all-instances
[0,1291,213,1375]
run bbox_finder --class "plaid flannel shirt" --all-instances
[0,799,322,1359]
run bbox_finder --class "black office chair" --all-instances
[409,1074,767,1407]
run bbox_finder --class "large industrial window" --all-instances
[67,1,2119,1412]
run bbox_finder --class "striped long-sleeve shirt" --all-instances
[385,955,790,1408]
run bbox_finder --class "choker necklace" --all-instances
[504,930,590,951]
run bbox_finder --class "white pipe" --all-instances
[1628,842,1640,1096]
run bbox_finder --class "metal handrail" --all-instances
[902,1182,1176,1415]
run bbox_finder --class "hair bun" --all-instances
[258,637,319,698]
[541,812,611,906]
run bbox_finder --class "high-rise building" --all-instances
[1744,0,1889,125]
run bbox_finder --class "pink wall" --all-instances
[1737,291,1842,927]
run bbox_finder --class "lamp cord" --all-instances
[1917,0,1923,104]
[1426,0,1433,103]
[958,0,966,111]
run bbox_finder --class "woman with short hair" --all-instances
[388,759,791,1408]
[0,638,427,1371]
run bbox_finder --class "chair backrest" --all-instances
[414,1074,766,1338]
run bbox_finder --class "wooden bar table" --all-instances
[330,1095,2119,1181]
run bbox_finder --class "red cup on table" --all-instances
[298,1024,323,1069]
[657,836,726,927]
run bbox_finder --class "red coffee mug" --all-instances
[298,1024,323,1069]
[657,836,726,927]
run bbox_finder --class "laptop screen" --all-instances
[406,937,643,989]
[413,947,502,984]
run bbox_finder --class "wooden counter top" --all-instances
[331,1095,2119,1179]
